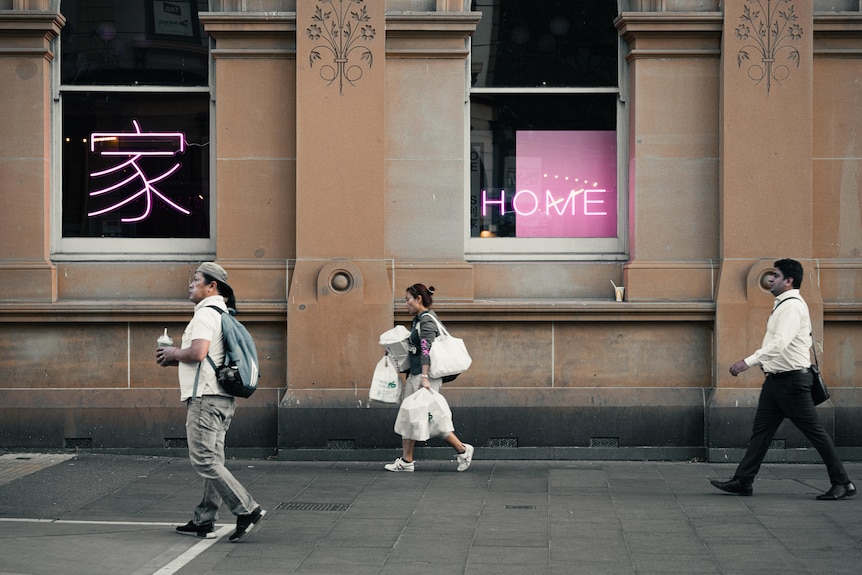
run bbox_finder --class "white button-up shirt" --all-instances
[744,289,812,374]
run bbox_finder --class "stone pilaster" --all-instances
[715,0,816,385]
[711,0,818,453]
[0,9,64,301]
[616,10,722,302]
[288,0,390,393]
[200,11,297,301]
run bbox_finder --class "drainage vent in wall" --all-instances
[505,505,537,510]
[326,439,356,450]
[489,437,518,448]
[276,502,351,512]
[769,439,786,449]
[64,438,93,449]
[590,437,619,448]
[165,438,188,448]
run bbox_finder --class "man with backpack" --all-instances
[156,262,266,541]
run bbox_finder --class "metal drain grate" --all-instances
[505,505,537,510]
[489,437,518,448]
[276,502,350,512]
[769,439,786,449]
[590,437,619,448]
[64,437,93,449]
[164,438,188,448]
[326,439,356,450]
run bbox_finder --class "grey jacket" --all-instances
[407,310,440,375]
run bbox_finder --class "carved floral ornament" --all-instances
[307,0,375,95]
[736,0,803,93]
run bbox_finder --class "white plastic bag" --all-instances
[393,388,454,441]
[369,355,402,404]
[379,325,411,373]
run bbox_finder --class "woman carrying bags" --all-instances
[384,283,474,472]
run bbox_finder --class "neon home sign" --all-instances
[480,130,617,238]
[88,120,190,223]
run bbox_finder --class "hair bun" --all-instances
[428,286,435,294]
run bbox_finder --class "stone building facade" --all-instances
[1,0,861,462]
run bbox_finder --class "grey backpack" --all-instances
[193,306,261,398]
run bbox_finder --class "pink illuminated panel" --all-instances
[516,130,616,238]
[481,130,617,238]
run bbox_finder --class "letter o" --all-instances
[513,189,539,216]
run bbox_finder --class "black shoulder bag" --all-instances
[773,297,829,405]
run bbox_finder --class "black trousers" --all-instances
[735,371,850,486]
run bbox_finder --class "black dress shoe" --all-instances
[816,481,857,500]
[710,478,753,496]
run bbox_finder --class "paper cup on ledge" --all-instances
[614,286,625,301]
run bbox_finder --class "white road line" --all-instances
[0,518,175,526]
[152,526,232,575]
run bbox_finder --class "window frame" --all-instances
[464,11,628,262]
[50,13,215,262]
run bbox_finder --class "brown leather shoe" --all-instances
[816,481,857,500]
[710,478,753,496]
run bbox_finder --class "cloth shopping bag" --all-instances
[368,355,402,404]
[429,332,472,380]
[379,325,411,373]
[393,388,454,441]
[423,314,471,380]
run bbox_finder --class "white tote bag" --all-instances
[423,314,472,380]
[379,325,411,373]
[368,355,402,404]
[393,388,454,441]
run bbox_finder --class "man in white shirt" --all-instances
[156,262,267,540]
[711,259,855,500]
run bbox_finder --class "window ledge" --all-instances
[397,299,715,322]
[0,300,287,323]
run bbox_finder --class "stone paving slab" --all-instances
[0,452,76,486]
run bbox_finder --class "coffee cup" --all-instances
[614,286,625,301]
[157,328,173,347]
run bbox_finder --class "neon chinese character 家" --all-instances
[88,120,190,223]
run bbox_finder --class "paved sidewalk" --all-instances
[0,452,860,574]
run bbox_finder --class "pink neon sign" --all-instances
[88,120,190,223]
[481,130,617,238]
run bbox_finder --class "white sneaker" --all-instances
[456,444,474,472]
[384,457,414,472]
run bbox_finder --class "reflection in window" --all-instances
[471,0,617,88]
[60,0,208,86]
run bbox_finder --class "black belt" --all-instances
[765,368,810,379]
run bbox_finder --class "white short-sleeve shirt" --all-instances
[178,295,228,400]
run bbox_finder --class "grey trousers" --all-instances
[186,395,257,523]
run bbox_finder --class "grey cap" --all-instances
[196,262,228,284]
